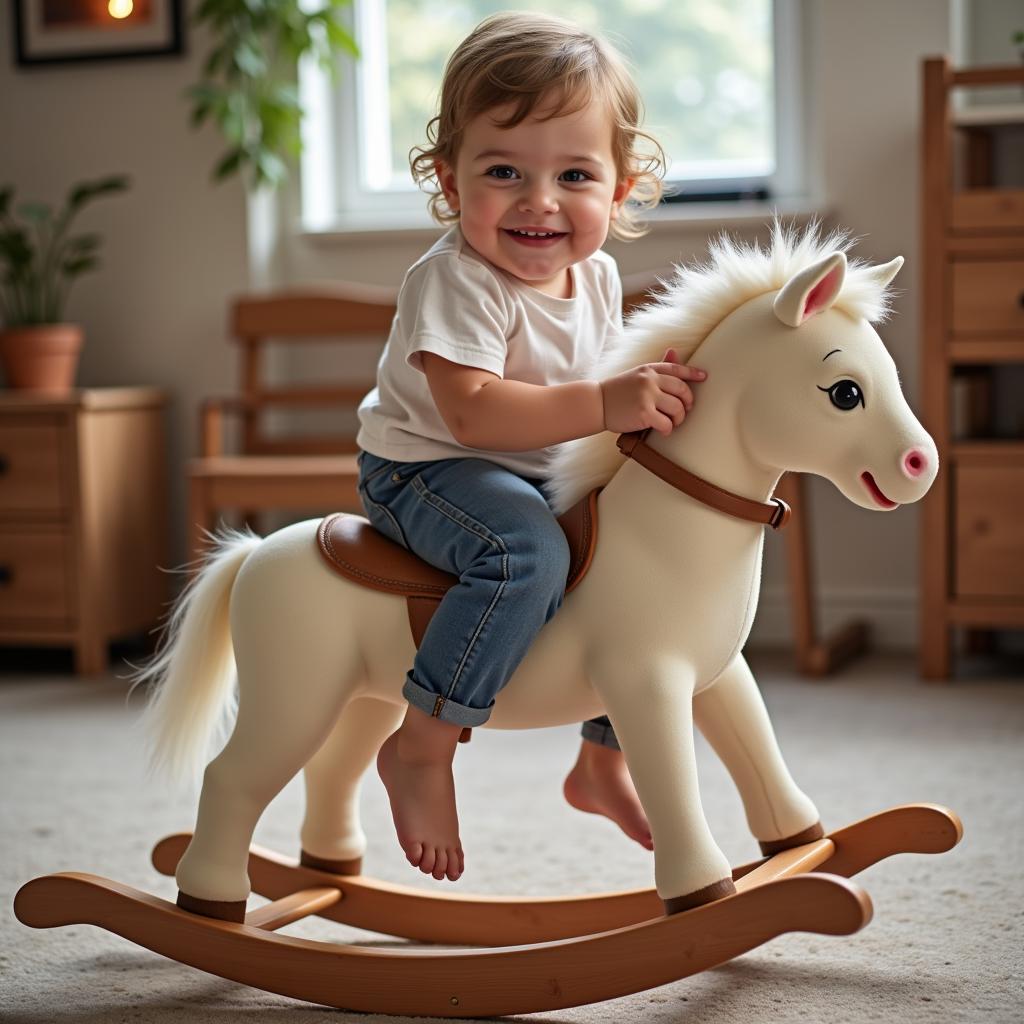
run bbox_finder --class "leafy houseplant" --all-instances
[188,0,358,189]
[0,175,130,392]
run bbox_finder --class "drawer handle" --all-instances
[0,565,11,586]
[0,455,8,475]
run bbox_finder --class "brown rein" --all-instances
[616,430,791,531]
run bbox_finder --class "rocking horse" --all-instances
[15,224,962,1016]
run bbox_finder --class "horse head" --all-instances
[730,249,938,510]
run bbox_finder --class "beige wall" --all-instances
[1,0,955,650]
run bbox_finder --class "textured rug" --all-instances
[1,651,1021,1023]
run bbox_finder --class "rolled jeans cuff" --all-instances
[402,675,493,728]
[580,718,620,750]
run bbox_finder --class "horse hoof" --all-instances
[176,890,247,922]
[299,850,363,876]
[758,821,825,856]
[662,877,736,915]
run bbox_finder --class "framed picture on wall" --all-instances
[13,0,184,66]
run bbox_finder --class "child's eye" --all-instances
[486,165,518,180]
[560,168,592,183]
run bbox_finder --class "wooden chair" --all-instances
[622,273,867,677]
[187,285,397,561]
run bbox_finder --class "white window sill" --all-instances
[298,195,830,245]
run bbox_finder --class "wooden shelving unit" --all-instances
[920,57,1024,678]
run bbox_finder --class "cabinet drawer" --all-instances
[951,261,1024,334]
[951,190,1024,232]
[955,464,1024,598]
[0,417,66,515]
[0,529,72,622]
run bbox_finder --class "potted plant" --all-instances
[0,175,129,392]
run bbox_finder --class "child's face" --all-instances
[436,94,631,298]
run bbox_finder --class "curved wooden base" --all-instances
[13,803,962,1017]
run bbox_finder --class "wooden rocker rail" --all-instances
[13,803,962,1018]
[151,802,962,945]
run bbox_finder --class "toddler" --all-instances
[356,12,707,882]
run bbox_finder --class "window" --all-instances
[300,0,803,230]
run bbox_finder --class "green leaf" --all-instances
[61,256,98,277]
[0,187,11,218]
[187,81,223,106]
[255,148,288,185]
[323,17,358,58]
[213,148,246,180]
[233,40,267,77]
[17,202,52,224]
[65,233,101,254]
[68,175,130,210]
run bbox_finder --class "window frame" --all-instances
[299,0,808,233]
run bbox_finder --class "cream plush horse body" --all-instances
[141,225,938,911]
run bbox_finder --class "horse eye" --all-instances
[818,380,864,411]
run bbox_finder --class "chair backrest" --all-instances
[230,285,398,456]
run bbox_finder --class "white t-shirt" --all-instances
[357,227,622,479]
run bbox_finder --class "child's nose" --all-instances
[518,185,558,214]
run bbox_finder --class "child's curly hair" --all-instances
[410,12,665,241]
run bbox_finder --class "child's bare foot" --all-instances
[563,740,654,850]
[376,707,465,881]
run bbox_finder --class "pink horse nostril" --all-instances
[903,449,927,478]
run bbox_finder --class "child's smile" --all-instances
[504,228,568,247]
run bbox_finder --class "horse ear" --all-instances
[773,252,847,327]
[862,255,904,289]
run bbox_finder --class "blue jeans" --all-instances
[357,451,618,747]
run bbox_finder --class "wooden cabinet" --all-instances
[920,58,1024,677]
[0,388,168,674]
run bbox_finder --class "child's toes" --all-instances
[446,848,462,881]
[418,845,437,875]
[431,849,448,881]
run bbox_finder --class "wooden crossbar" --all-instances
[246,887,343,931]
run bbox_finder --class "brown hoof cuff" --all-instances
[758,821,825,857]
[176,890,247,923]
[300,850,363,876]
[662,877,736,916]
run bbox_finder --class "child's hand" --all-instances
[600,349,707,437]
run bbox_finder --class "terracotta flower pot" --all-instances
[0,323,83,393]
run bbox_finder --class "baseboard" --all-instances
[746,585,918,652]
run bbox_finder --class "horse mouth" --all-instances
[861,471,899,509]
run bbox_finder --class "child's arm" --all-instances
[421,351,706,452]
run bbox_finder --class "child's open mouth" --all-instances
[504,228,567,247]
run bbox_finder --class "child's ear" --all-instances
[435,161,460,212]
[609,177,634,220]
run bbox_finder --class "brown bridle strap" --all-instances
[616,430,791,531]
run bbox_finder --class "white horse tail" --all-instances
[134,529,262,785]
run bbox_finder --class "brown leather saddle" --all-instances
[316,488,600,650]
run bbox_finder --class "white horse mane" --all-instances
[546,219,899,513]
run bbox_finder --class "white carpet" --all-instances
[1,651,1021,1023]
